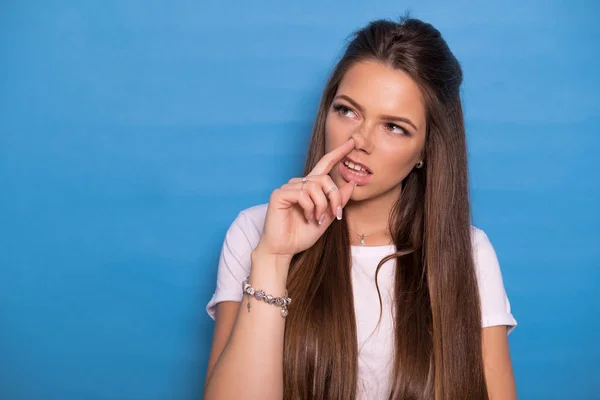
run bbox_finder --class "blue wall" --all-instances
[1,1,598,399]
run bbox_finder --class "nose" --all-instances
[350,124,373,154]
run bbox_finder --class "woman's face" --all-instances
[325,60,428,202]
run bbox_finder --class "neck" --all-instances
[344,185,400,246]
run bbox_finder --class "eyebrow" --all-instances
[333,94,419,131]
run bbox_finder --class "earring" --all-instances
[415,160,424,169]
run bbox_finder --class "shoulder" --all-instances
[470,226,495,256]
[469,226,501,274]
[237,203,268,234]
[205,203,269,320]
[224,203,268,251]
[469,226,518,332]
[469,225,502,281]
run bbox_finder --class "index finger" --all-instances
[309,138,355,176]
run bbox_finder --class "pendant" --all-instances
[359,234,366,246]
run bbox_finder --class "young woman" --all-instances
[203,17,518,400]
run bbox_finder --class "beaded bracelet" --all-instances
[242,276,292,318]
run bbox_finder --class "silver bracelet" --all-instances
[242,276,292,318]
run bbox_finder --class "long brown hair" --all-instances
[283,17,487,400]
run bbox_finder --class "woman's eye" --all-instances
[333,104,357,119]
[385,123,408,136]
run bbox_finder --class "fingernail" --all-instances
[318,213,326,225]
[336,206,342,220]
[352,181,357,188]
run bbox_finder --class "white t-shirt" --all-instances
[206,203,517,399]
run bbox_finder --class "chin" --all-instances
[348,185,371,202]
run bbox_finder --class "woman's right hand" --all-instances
[255,138,357,261]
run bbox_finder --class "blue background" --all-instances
[1,1,598,399]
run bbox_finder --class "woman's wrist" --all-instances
[250,246,292,290]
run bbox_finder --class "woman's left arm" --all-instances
[482,325,517,400]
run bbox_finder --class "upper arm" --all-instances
[472,229,519,397]
[206,210,260,319]
[472,228,518,332]
[204,301,242,388]
[482,326,517,400]
[204,209,263,386]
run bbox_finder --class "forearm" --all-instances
[203,250,291,400]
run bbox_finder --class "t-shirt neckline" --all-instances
[350,244,396,256]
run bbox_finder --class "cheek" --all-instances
[377,147,421,179]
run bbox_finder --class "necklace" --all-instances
[348,227,389,246]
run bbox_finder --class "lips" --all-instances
[338,157,374,186]
[343,157,373,174]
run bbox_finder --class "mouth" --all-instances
[343,157,372,174]
[338,157,374,186]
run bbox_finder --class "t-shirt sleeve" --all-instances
[472,228,518,335]
[205,211,256,321]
